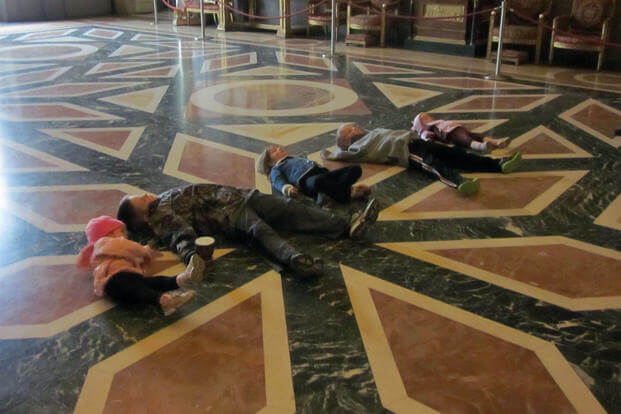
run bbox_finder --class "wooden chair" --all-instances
[549,0,616,71]
[487,0,552,64]
[346,0,401,47]
[185,0,233,26]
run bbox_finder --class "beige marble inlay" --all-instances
[99,85,168,113]
[342,265,605,413]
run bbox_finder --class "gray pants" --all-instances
[234,192,349,265]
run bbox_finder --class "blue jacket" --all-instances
[270,156,319,194]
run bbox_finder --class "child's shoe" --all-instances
[457,178,479,197]
[500,152,522,174]
[160,290,195,316]
[349,198,379,238]
[176,254,205,287]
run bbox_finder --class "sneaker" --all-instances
[457,178,480,197]
[176,254,205,287]
[290,254,324,278]
[500,152,522,174]
[161,290,195,316]
[349,198,379,238]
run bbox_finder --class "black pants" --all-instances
[409,140,501,187]
[104,271,179,305]
[234,192,349,265]
[302,165,362,203]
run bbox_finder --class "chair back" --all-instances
[570,0,615,31]
[510,0,551,19]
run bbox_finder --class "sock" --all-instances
[470,141,487,151]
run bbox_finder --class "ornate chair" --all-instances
[549,0,616,71]
[486,0,552,64]
[307,0,345,36]
[186,0,233,26]
[346,0,401,47]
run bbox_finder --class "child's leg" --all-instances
[446,127,475,149]
[104,272,194,315]
[469,131,486,142]
[142,275,180,292]
[104,272,166,306]
[457,129,502,146]
[483,136,510,148]
[313,165,362,203]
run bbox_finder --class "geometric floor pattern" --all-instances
[490,125,593,159]
[0,14,619,414]
[379,171,589,220]
[342,265,606,413]
[377,237,621,311]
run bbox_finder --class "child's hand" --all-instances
[288,187,299,197]
[145,246,163,258]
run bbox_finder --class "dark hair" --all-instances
[117,195,141,233]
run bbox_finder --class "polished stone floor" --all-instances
[0,12,620,414]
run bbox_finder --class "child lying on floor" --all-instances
[413,112,510,152]
[77,216,204,316]
[256,145,371,206]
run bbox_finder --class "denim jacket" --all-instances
[269,156,319,194]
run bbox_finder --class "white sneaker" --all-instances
[161,290,195,316]
[176,254,205,288]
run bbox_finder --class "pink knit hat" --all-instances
[77,216,125,268]
[412,112,440,134]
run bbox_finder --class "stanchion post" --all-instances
[153,0,159,24]
[323,0,337,59]
[485,0,510,80]
[330,0,336,55]
[469,0,478,45]
[195,0,206,40]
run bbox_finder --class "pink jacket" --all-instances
[89,237,155,297]
[412,113,461,142]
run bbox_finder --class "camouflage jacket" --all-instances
[148,184,254,263]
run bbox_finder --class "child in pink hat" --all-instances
[77,215,204,316]
[413,112,509,152]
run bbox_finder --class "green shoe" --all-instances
[501,152,522,174]
[457,178,479,197]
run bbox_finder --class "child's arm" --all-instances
[94,238,152,262]
[270,166,296,197]
[149,198,198,265]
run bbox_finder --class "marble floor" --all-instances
[0,12,620,414]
